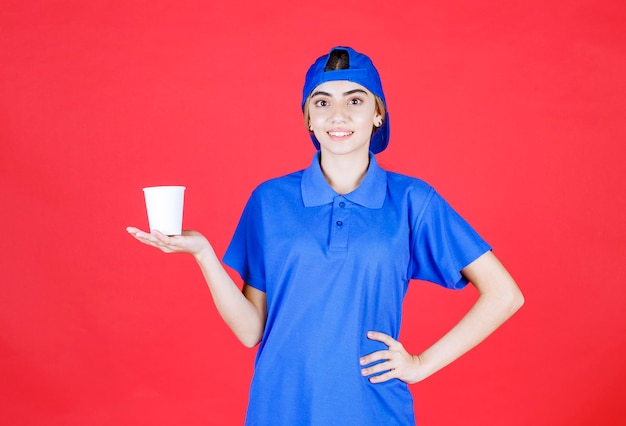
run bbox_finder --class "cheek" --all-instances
[354,112,377,128]
[309,112,326,129]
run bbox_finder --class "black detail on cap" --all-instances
[324,49,350,71]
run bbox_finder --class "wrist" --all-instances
[410,353,434,383]
[193,240,214,263]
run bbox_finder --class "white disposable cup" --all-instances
[142,186,186,235]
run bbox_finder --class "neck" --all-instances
[319,151,370,195]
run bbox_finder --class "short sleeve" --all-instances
[409,189,491,289]
[223,192,267,292]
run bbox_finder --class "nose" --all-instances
[329,103,348,122]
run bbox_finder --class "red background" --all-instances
[1,1,625,425]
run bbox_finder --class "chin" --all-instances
[320,144,370,157]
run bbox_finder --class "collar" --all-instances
[301,152,387,208]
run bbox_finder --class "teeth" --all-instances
[329,131,352,137]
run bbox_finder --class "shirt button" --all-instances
[336,221,343,227]
[339,202,346,208]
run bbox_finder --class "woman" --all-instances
[127,46,524,425]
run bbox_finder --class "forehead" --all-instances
[311,80,373,96]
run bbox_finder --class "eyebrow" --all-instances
[310,88,369,98]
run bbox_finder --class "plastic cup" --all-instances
[142,186,186,235]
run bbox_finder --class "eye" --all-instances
[314,98,329,107]
[348,97,363,105]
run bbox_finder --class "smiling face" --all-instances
[306,80,383,158]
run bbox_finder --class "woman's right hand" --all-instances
[126,227,211,258]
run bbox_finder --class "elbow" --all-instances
[506,287,525,316]
[240,337,261,349]
[238,330,263,348]
[516,289,525,309]
[227,309,266,348]
[484,284,524,318]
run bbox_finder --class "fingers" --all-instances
[127,226,156,243]
[126,226,208,256]
[360,331,416,384]
[360,354,405,384]
[360,356,393,377]
[126,227,177,252]
[360,358,401,384]
[366,330,399,348]
[367,370,397,384]
[360,349,392,367]
[360,331,399,368]
[126,226,140,234]
[360,348,399,383]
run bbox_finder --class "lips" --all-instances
[327,130,353,138]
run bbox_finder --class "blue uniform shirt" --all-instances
[223,153,491,425]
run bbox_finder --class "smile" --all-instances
[328,131,353,137]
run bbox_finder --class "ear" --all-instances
[374,113,383,128]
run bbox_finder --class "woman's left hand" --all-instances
[359,331,424,384]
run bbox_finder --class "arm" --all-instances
[360,251,524,384]
[126,227,267,348]
[194,243,267,348]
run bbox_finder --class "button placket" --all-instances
[329,196,350,250]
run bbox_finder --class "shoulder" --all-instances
[386,171,436,201]
[250,170,305,203]
[382,171,445,223]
